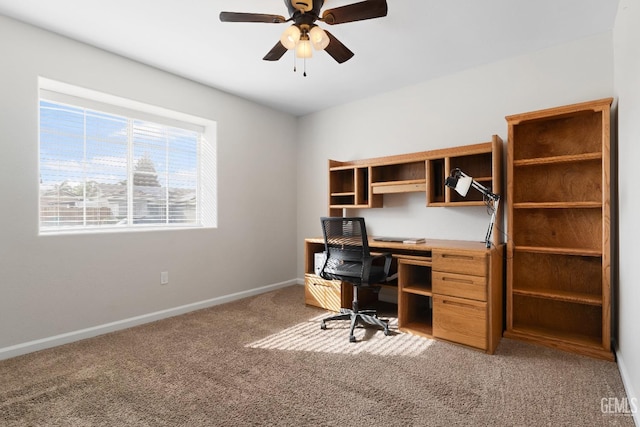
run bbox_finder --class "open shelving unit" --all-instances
[504,98,613,360]
[328,163,374,209]
[398,258,433,337]
[327,136,503,238]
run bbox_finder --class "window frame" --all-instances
[38,77,217,235]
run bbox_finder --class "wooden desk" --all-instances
[304,238,504,354]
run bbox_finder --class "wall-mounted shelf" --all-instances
[328,164,374,208]
[327,136,503,245]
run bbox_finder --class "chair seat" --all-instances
[323,264,387,286]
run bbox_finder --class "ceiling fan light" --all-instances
[295,39,313,58]
[280,25,301,50]
[309,26,330,50]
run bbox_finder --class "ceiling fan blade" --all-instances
[263,42,288,61]
[321,0,387,25]
[219,12,287,23]
[323,31,354,64]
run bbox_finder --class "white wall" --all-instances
[0,15,298,354]
[296,33,614,278]
[614,0,640,421]
[1,14,634,414]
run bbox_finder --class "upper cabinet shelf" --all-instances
[327,135,503,218]
[370,160,427,195]
[328,163,375,208]
[508,104,606,161]
[371,179,426,195]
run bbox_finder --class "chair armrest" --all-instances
[361,252,392,285]
[370,252,392,275]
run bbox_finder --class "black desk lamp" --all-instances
[445,168,500,248]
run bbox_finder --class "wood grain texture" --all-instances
[505,98,612,360]
[327,136,503,232]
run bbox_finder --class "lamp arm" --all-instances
[470,180,500,202]
[453,169,499,202]
[447,168,501,247]
[483,197,500,248]
[469,180,500,248]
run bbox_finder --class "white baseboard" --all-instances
[616,348,640,426]
[0,279,297,361]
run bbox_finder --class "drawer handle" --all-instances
[441,276,474,285]
[441,299,482,310]
[441,254,475,261]
[311,282,331,288]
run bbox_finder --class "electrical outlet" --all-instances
[160,271,169,285]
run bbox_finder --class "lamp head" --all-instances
[445,168,473,197]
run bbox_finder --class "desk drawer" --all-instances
[433,295,487,350]
[433,271,486,302]
[304,275,343,312]
[433,250,487,276]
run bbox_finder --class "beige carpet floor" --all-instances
[0,285,634,426]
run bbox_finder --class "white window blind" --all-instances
[39,82,216,234]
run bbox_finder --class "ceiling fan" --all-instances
[219,0,388,65]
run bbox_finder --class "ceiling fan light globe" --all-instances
[295,39,313,58]
[280,25,301,50]
[309,26,330,50]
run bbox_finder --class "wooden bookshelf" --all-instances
[504,98,613,361]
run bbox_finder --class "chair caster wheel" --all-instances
[349,335,356,343]
[320,323,327,330]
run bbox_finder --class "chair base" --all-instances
[320,308,390,342]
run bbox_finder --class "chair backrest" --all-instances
[319,217,371,281]
[321,216,370,254]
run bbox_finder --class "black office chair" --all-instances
[319,217,392,342]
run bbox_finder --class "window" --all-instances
[38,79,216,234]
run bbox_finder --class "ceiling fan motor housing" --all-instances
[286,0,324,16]
[286,0,323,27]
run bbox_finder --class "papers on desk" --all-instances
[373,237,426,244]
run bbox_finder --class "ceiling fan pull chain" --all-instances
[303,57,307,77]
[293,52,297,73]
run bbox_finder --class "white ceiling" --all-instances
[0,0,620,116]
